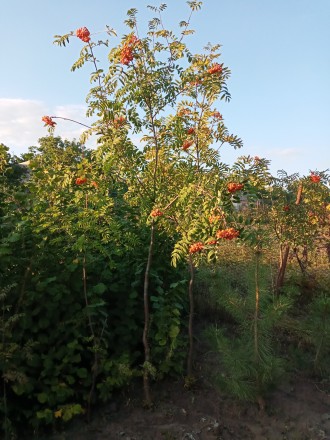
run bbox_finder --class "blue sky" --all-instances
[0,0,329,176]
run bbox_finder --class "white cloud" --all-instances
[0,98,97,156]
[270,147,302,158]
[0,99,46,154]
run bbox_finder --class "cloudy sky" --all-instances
[1,0,329,176]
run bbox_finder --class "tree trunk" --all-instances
[142,222,155,407]
[187,256,195,378]
[275,183,303,295]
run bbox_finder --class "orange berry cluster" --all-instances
[187,127,195,135]
[207,63,223,75]
[189,242,204,254]
[42,116,56,127]
[150,209,163,217]
[207,240,217,245]
[75,178,98,188]
[76,27,91,43]
[113,116,126,128]
[227,182,244,193]
[120,35,139,65]
[75,177,87,185]
[182,139,194,151]
[212,111,222,119]
[216,228,239,240]
[310,173,321,183]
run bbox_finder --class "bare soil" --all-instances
[46,371,330,440]
[41,313,330,440]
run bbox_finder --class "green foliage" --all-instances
[202,254,291,404]
[0,136,149,436]
[270,169,330,250]
[150,278,188,377]
[304,294,330,371]
[208,325,285,403]
[285,292,330,376]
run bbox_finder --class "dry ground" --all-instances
[43,372,330,440]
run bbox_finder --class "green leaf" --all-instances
[169,325,180,338]
[77,368,88,379]
[8,232,21,242]
[92,283,107,294]
[37,392,49,404]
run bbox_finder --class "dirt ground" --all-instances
[40,316,330,440]
[45,371,330,440]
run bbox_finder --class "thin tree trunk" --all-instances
[293,247,307,274]
[275,245,290,294]
[254,251,265,410]
[276,183,303,295]
[187,255,195,378]
[142,222,155,407]
[83,252,98,422]
[254,253,260,364]
[82,193,99,422]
